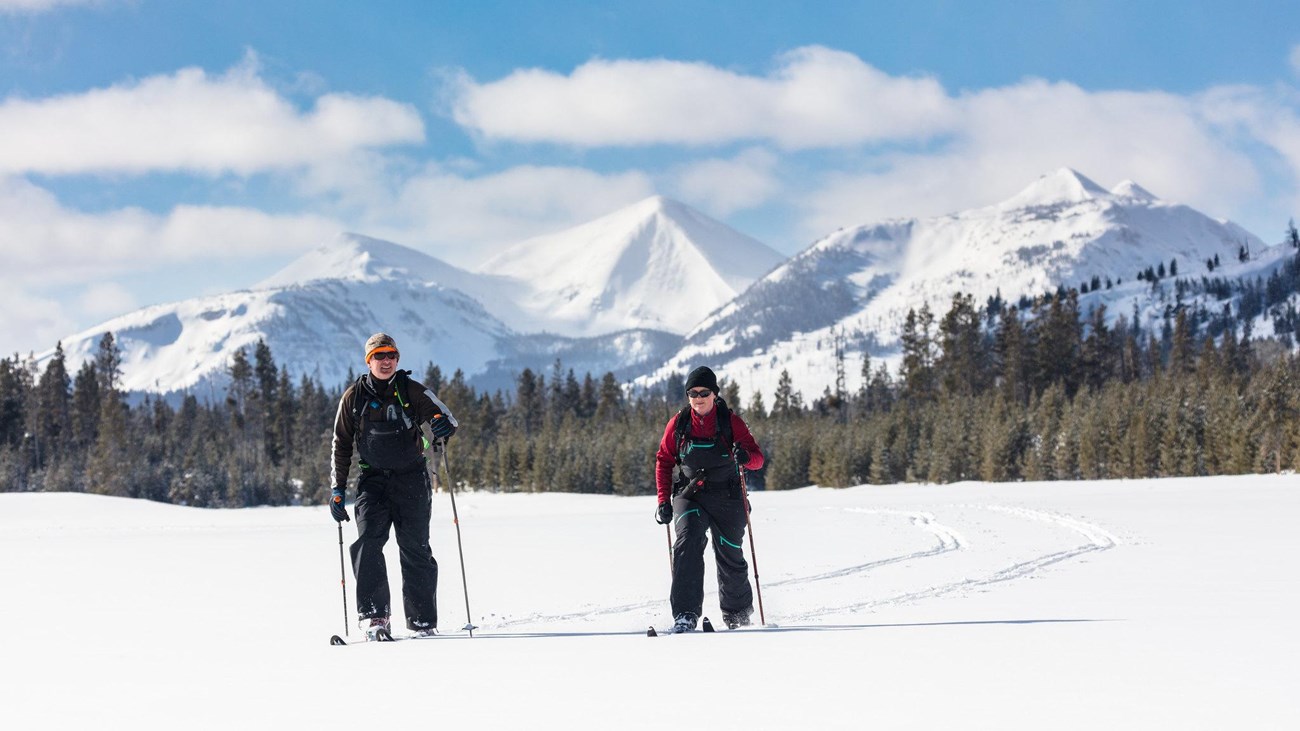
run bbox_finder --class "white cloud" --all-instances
[669,148,781,216]
[0,177,341,283]
[448,47,1300,245]
[449,46,954,149]
[77,282,137,321]
[0,0,104,13]
[795,79,1267,241]
[0,59,424,176]
[368,164,657,263]
[0,277,77,357]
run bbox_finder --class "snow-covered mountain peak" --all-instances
[1001,167,1111,210]
[477,195,784,336]
[1111,180,1159,202]
[256,232,466,290]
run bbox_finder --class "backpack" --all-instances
[672,398,743,498]
[350,369,431,452]
[672,397,734,463]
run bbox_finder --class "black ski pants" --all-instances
[350,464,439,631]
[670,485,753,619]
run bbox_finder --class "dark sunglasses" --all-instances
[686,389,713,399]
[371,351,398,361]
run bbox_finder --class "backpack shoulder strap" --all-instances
[714,397,734,448]
[393,370,413,411]
[349,376,368,433]
[672,406,693,461]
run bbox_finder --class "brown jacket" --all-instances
[330,370,457,491]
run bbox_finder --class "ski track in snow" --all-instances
[787,504,1120,620]
[485,504,1117,630]
[770,509,964,586]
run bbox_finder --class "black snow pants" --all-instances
[670,485,753,619]
[350,462,439,631]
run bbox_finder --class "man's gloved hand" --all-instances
[655,501,673,525]
[330,488,350,522]
[733,446,750,466]
[430,414,457,440]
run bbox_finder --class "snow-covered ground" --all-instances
[4,475,1297,729]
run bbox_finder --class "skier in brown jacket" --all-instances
[329,332,457,639]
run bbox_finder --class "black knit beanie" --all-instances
[684,366,719,394]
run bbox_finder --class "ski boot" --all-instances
[671,612,698,634]
[364,616,393,642]
[722,606,753,630]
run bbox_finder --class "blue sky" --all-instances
[4,0,1300,356]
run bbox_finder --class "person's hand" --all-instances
[733,446,750,466]
[330,488,350,522]
[430,414,457,440]
[655,501,673,525]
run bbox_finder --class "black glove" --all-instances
[733,446,750,466]
[655,501,673,525]
[430,414,457,440]
[330,488,350,522]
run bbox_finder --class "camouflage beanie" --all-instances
[364,332,398,363]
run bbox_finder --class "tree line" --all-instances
[5,251,1300,505]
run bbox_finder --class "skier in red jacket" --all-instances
[654,366,764,632]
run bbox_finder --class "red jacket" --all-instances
[655,406,764,503]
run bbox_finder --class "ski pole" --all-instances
[665,522,674,575]
[337,522,349,637]
[439,442,476,637]
[739,468,766,626]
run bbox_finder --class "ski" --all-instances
[647,616,715,636]
[646,616,773,636]
[329,629,448,645]
[329,628,392,645]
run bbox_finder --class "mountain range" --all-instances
[41,171,1292,403]
[47,196,783,396]
[640,168,1284,399]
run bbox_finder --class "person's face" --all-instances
[368,350,399,379]
[687,387,715,416]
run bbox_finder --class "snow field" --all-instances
[3,475,1298,729]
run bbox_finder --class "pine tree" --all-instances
[579,373,598,419]
[86,334,130,497]
[424,363,444,392]
[595,372,624,423]
[899,305,936,404]
[0,356,31,490]
[1081,304,1116,391]
[772,370,796,418]
[936,292,986,397]
[1168,308,1195,375]
[721,379,742,412]
[70,361,100,454]
[253,339,279,468]
[33,343,72,472]
[855,350,872,415]
[226,348,256,505]
[514,368,543,437]
[995,306,1030,405]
